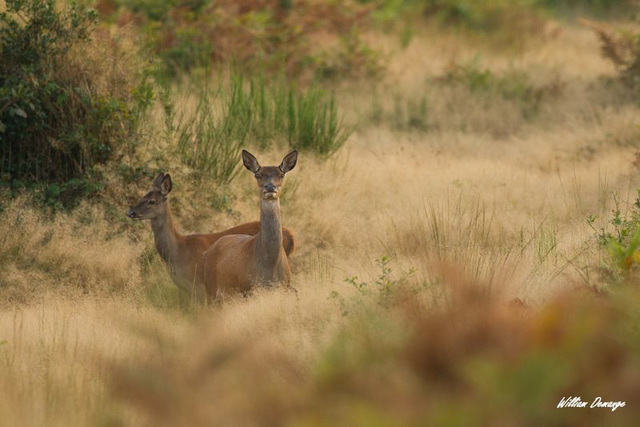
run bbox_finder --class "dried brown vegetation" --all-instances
[2,3,640,426]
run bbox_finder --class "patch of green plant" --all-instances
[209,190,233,213]
[163,71,351,183]
[286,85,352,155]
[588,190,640,280]
[331,256,419,314]
[115,163,158,186]
[159,26,213,75]
[0,0,153,196]
[115,0,180,21]
[36,177,105,211]
[168,79,247,185]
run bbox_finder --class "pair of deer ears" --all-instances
[152,173,172,196]
[242,150,298,174]
[153,151,296,194]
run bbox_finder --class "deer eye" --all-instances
[148,200,155,205]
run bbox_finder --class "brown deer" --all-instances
[127,173,296,300]
[203,150,297,297]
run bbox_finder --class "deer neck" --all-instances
[256,199,284,269]
[150,200,182,264]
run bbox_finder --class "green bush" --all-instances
[0,0,152,189]
[588,191,640,280]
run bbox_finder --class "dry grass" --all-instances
[2,17,640,425]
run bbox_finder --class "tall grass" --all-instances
[172,82,246,185]
[166,71,352,183]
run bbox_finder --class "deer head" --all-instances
[127,173,172,220]
[242,150,298,201]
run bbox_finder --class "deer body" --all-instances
[203,150,297,297]
[128,173,295,299]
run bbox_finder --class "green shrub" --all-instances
[0,0,152,190]
[588,191,640,279]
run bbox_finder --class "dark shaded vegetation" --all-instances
[0,0,152,194]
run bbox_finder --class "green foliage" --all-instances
[159,26,213,74]
[588,191,640,277]
[286,85,352,155]
[163,71,351,183]
[169,80,246,185]
[0,0,153,201]
[332,256,419,314]
[115,0,179,21]
[35,177,105,211]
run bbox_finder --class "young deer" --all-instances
[203,150,297,297]
[127,173,295,300]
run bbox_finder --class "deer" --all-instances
[127,172,296,301]
[203,150,297,298]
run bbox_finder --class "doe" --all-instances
[203,150,298,297]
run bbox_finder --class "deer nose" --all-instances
[127,209,136,218]
[264,184,276,193]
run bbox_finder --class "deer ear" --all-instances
[242,150,260,173]
[160,174,172,196]
[279,150,298,174]
[152,172,165,189]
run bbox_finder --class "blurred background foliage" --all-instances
[2,0,638,205]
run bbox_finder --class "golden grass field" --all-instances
[2,15,640,426]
